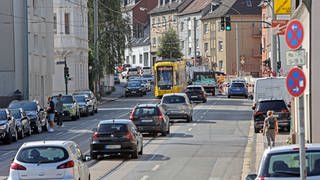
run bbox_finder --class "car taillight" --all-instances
[255,111,264,115]
[281,109,289,113]
[129,109,134,120]
[255,177,265,180]
[92,132,100,141]
[10,162,26,170]
[57,160,74,169]
[157,108,163,121]
[125,131,134,141]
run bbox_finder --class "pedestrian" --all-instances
[263,110,279,147]
[47,96,55,132]
[55,94,64,127]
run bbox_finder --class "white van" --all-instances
[253,77,291,105]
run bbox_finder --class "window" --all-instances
[180,22,184,32]
[126,56,129,64]
[132,55,136,64]
[204,43,208,52]
[53,13,57,34]
[143,53,148,66]
[203,23,208,33]
[219,60,223,70]
[64,13,70,34]
[196,39,199,48]
[218,41,223,51]
[139,54,143,64]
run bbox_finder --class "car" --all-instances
[227,82,248,98]
[8,140,91,180]
[52,95,80,121]
[252,99,291,133]
[185,85,207,103]
[114,73,120,84]
[9,108,32,139]
[90,119,143,159]
[129,104,170,136]
[246,144,320,180]
[127,67,139,78]
[142,74,154,84]
[127,75,141,81]
[141,66,152,75]
[74,95,94,116]
[125,81,144,97]
[8,100,47,134]
[0,109,18,144]
[129,79,148,94]
[160,93,193,122]
[73,90,98,113]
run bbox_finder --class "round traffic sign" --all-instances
[285,19,304,50]
[286,67,306,97]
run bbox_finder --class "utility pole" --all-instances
[93,0,99,96]
[193,17,197,66]
[64,58,69,95]
[236,23,239,76]
[271,0,277,74]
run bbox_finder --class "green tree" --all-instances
[157,28,182,59]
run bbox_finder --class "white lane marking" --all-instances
[140,175,149,180]
[152,164,160,171]
[188,128,192,131]
[99,107,133,111]
[56,132,64,136]
[193,123,196,126]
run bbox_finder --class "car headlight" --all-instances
[0,124,7,130]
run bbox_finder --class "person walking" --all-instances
[55,94,64,127]
[47,96,55,132]
[263,110,279,147]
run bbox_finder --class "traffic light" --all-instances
[64,66,69,80]
[225,16,231,31]
[220,17,225,31]
[277,61,281,72]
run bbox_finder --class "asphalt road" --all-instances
[0,86,253,180]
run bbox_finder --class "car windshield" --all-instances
[257,100,288,112]
[9,102,37,111]
[10,110,22,119]
[231,83,245,88]
[262,150,320,177]
[187,87,202,91]
[162,95,186,104]
[128,82,141,87]
[98,124,128,133]
[17,146,69,164]
[74,96,86,103]
[0,110,7,120]
[134,107,159,117]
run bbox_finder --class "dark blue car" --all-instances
[227,82,248,98]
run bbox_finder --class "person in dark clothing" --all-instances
[47,96,55,132]
[55,94,64,127]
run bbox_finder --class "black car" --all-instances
[9,108,32,139]
[8,100,47,134]
[252,99,291,133]
[90,119,143,159]
[125,81,144,97]
[185,85,207,103]
[0,109,18,144]
[130,104,170,136]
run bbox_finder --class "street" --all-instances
[0,85,253,180]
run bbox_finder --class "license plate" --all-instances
[131,91,136,93]
[141,119,153,122]
[105,145,121,149]
[191,96,197,98]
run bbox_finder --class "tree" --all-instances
[157,28,182,59]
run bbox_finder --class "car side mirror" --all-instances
[246,174,257,180]
[82,154,91,162]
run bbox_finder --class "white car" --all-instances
[247,144,320,180]
[8,140,91,180]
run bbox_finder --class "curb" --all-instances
[241,120,255,180]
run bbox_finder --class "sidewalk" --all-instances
[98,83,125,104]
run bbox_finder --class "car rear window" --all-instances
[17,146,69,163]
[134,107,159,117]
[162,95,186,104]
[257,100,288,112]
[74,96,86,103]
[187,87,202,91]
[231,83,245,88]
[98,124,128,133]
[262,150,320,177]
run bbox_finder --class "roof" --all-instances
[178,0,212,16]
[264,144,320,154]
[202,0,261,20]
[136,104,158,108]
[149,0,193,15]
[162,93,187,97]
[257,98,286,102]
[22,140,74,147]
[99,119,132,124]
[130,36,150,47]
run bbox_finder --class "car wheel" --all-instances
[12,128,18,142]
[212,91,215,96]
[143,91,147,95]
[18,128,24,139]
[140,93,143,97]
[3,130,12,144]
[203,99,207,103]
[244,95,248,99]
[227,95,231,98]
[95,107,98,113]
[254,127,260,133]
[187,116,193,122]
[131,148,138,159]
[161,130,167,137]
[90,152,98,160]
[77,111,81,119]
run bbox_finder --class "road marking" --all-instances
[188,128,192,131]
[99,107,133,111]
[193,123,196,126]
[56,132,64,135]
[152,164,160,171]
[140,175,149,180]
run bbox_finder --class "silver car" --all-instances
[160,93,193,122]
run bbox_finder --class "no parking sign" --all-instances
[285,19,304,50]
[286,67,306,97]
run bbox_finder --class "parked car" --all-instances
[246,144,320,180]
[129,104,170,136]
[8,140,91,180]
[252,99,291,133]
[114,73,120,84]
[90,119,143,159]
[142,74,154,84]
[141,66,152,75]
[125,81,144,97]
[8,100,47,134]
[185,85,207,103]
[160,93,193,122]
[9,108,32,139]
[227,82,248,98]
[74,95,94,116]
[0,109,18,144]
[52,95,80,121]
[73,90,98,113]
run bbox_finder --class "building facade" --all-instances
[53,0,89,95]
[125,37,151,68]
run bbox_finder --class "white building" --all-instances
[0,0,54,107]
[124,36,151,68]
[53,0,89,95]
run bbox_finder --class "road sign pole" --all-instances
[298,95,306,180]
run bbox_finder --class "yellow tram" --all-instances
[154,59,187,98]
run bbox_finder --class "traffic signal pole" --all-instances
[64,57,68,95]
